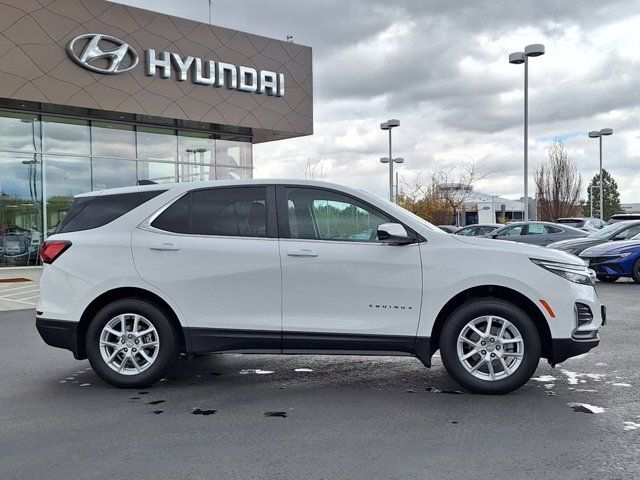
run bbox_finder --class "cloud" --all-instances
[113,0,640,203]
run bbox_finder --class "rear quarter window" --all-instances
[54,190,166,234]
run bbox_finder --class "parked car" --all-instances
[36,180,604,394]
[607,213,640,224]
[437,225,459,233]
[1,226,42,265]
[454,223,502,237]
[579,233,640,283]
[547,220,640,256]
[556,217,606,232]
[487,221,588,246]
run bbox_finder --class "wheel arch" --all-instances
[429,285,552,360]
[75,287,188,359]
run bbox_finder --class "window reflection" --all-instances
[178,131,213,164]
[43,155,91,234]
[42,116,90,155]
[138,161,176,184]
[92,158,137,190]
[0,152,42,266]
[137,127,177,161]
[216,166,251,180]
[92,122,135,158]
[0,112,40,151]
[216,139,252,167]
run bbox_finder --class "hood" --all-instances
[452,235,583,265]
[580,239,640,256]
[547,237,601,249]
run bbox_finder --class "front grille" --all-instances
[586,256,613,266]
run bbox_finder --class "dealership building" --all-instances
[0,0,312,268]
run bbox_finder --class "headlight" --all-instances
[531,258,594,286]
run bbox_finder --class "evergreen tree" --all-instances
[583,169,622,220]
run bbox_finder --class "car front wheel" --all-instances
[596,275,617,283]
[440,298,541,394]
[86,298,179,388]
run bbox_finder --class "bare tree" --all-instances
[534,140,583,221]
[302,158,327,181]
[397,160,489,225]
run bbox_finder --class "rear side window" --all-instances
[55,190,166,234]
[152,187,268,237]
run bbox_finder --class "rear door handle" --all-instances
[287,248,318,258]
[150,242,179,251]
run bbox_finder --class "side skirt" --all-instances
[185,327,432,366]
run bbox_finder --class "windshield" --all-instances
[588,223,626,239]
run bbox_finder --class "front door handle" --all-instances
[287,248,318,258]
[150,242,179,251]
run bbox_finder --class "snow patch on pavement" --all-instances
[568,402,605,414]
[531,375,557,382]
[239,369,274,375]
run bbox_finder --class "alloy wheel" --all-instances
[456,315,524,381]
[99,314,160,375]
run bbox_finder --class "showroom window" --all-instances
[0,109,253,267]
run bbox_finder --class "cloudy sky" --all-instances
[115,0,640,203]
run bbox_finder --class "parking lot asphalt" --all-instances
[1,282,639,480]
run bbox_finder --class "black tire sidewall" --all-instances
[596,275,617,283]
[86,298,177,388]
[440,298,541,395]
[632,258,640,284]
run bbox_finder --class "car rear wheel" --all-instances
[632,258,640,284]
[86,298,179,388]
[596,275,617,283]
[440,298,541,394]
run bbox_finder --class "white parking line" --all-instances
[2,288,40,298]
[0,283,36,293]
[18,294,40,301]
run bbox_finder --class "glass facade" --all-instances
[0,110,252,267]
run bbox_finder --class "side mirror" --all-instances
[612,234,626,241]
[377,223,414,245]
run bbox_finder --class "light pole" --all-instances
[380,119,401,202]
[509,44,545,222]
[588,128,613,220]
[380,156,404,203]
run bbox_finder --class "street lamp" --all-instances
[509,43,545,222]
[588,128,613,220]
[380,119,401,203]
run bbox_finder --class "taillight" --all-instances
[40,240,72,264]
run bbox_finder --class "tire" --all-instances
[439,298,541,395]
[632,258,640,284]
[86,298,179,388]
[596,275,617,283]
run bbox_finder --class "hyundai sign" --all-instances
[67,33,285,97]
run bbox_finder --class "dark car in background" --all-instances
[580,233,640,283]
[556,217,606,232]
[547,220,640,256]
[487,221,588,246]
[607,214,640,224]
[454,223,502,237]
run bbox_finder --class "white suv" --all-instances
[36,180,604,394]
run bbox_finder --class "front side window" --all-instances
[286,188,391,242]
[153,187,267,237]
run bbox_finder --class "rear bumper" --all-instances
[36,318,82,359]
[549,337,599,365]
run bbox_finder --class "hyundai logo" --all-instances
[66,33,139,74]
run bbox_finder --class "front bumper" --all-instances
[36,318,82,359]
[549,337,600,365]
